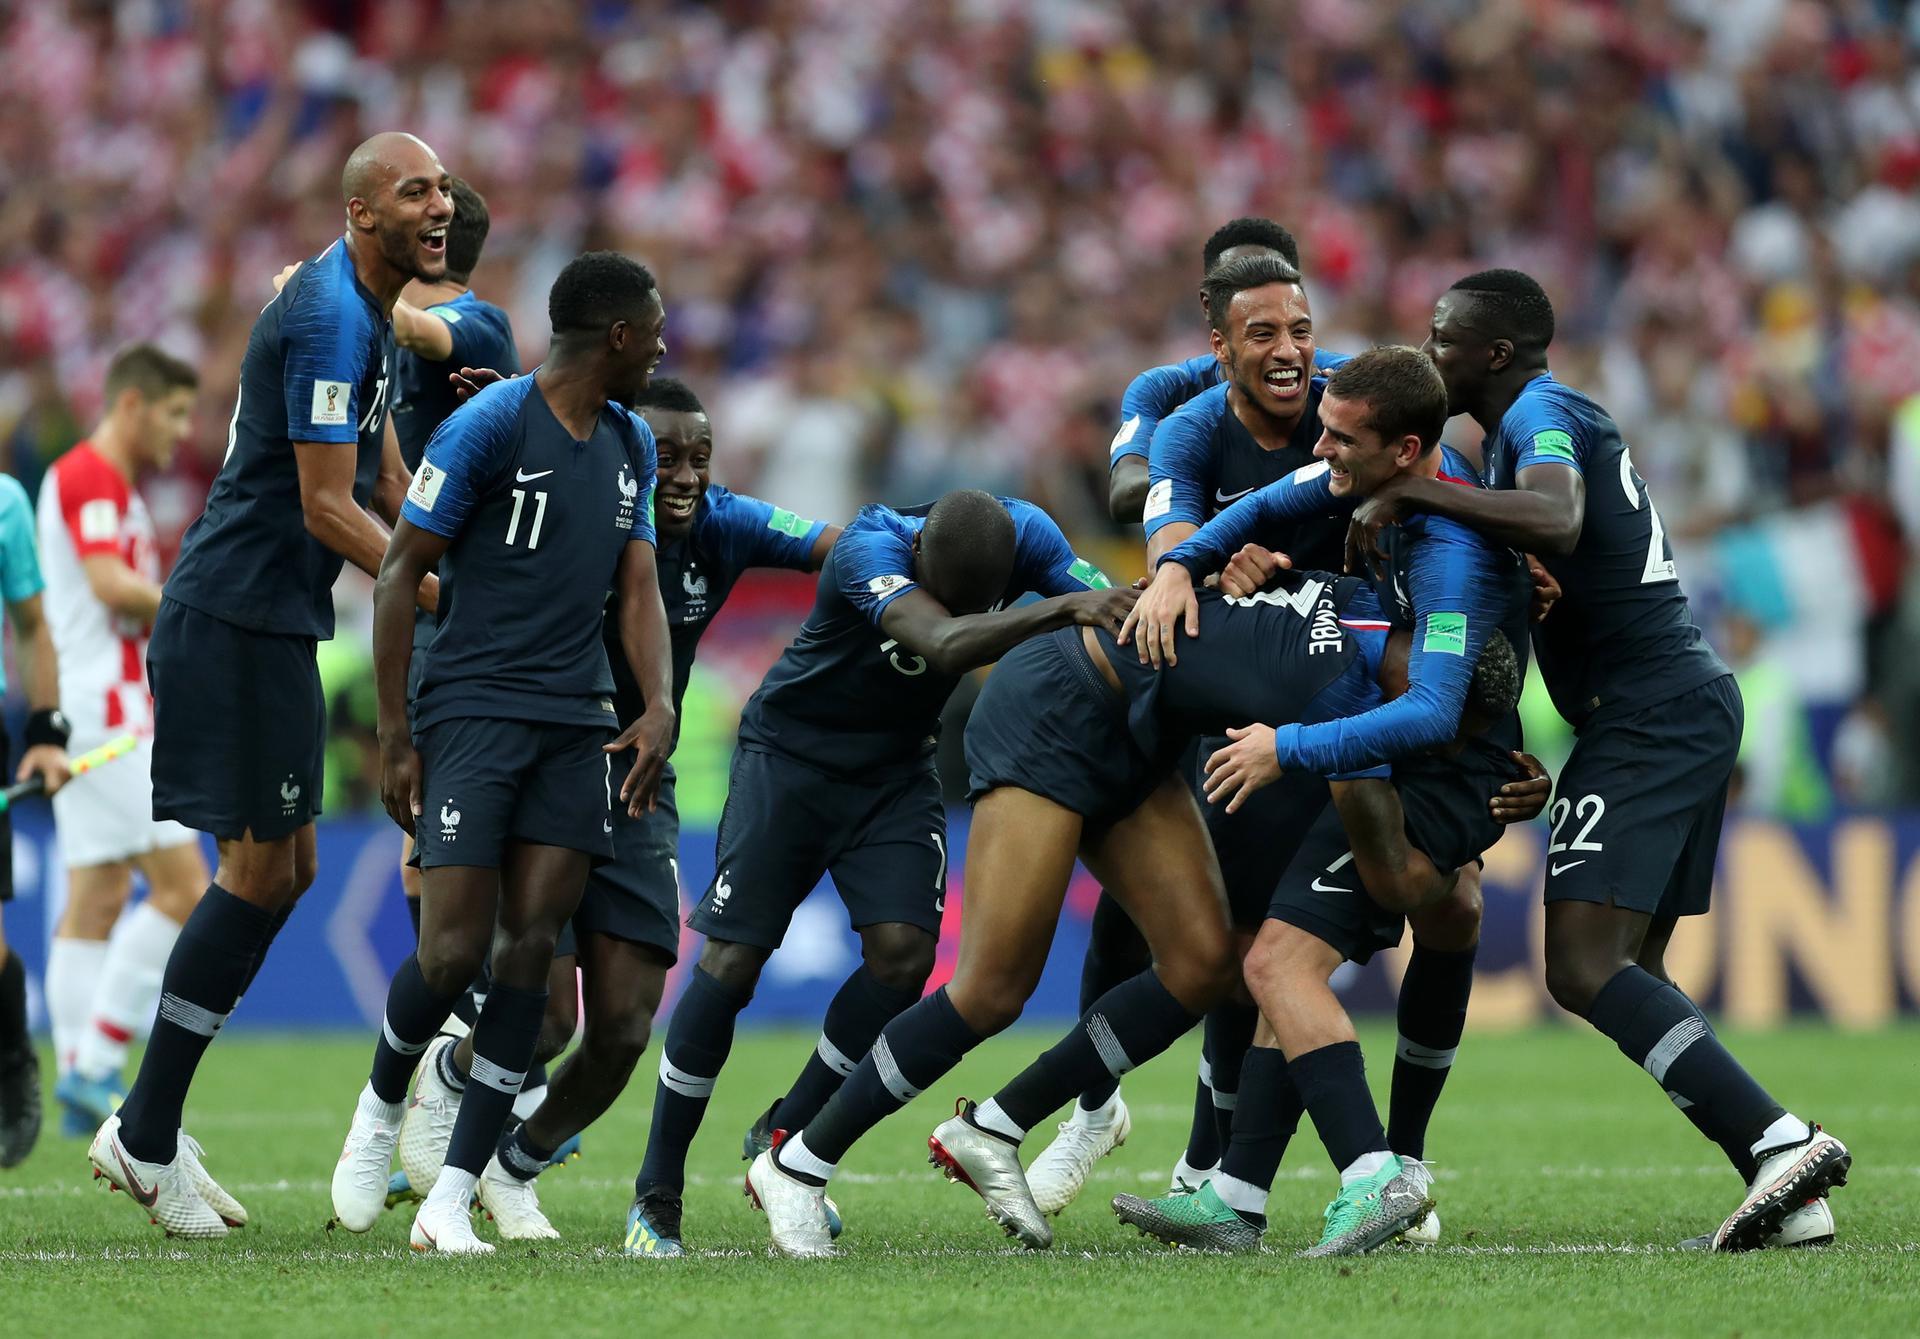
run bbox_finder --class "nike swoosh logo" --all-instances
[114,1146,159,1207]
[1215,486,1257,505]
[1311,878,1351,894]
[515,468,554,482]
[1550,860,1586,876]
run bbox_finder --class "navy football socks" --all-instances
[1290,1040,1390,1173]
[445,981,546,1176]
[772,965,922,1135]
[369,954,465,1104]
[1387,942,1475,1161]
[634,967,751,1197]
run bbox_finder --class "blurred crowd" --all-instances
[3,0,1920,815]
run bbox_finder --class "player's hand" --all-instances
[1117,563,1199,667]
[610,706,675,816]
[1345,476,1413,574]
[16,745,70,797]
[1218,543,1291,597]
[449,366,509,402]
[1063,586,1140,636]
[1202,724,1281,814]
[416,571,440,616]
[1526,554,1561,623]
[271,262,300,294]
[1490,751,1551,824]
[379,739,424,836]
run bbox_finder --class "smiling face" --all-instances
[610,290,668,405]
[1314,390,1421,498]
[354,138,454,283]
[1212,282,1315,421]
[1421,292,1500,417]
[642,406,711,542]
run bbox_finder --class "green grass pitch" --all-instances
[2,1023,1913,1337]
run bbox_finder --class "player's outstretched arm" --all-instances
[877,584,1137,678]
[608,540,676,817]
[1350,464,1585,567]
[389,298,455,361]
[5,593,70,794]
[806,524,842,571]
[1108,456,1149,524]
[1327,777,1458,915]
[295,438,439,608]
[371,519,451,834]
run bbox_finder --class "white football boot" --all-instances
[410,1190,495,1255]
[1397,1157,1441,1245]
[1713,1126,1850,1251]
[178,1130,248,1227]
[928,1100,1051,1249]
[745,1149,836,1258]
[88,1115,227,1239]
[397,1036,463,1198]
[476,1155,560,1241]
[331,1088,403,1233]
[1026,1095,1131,1217]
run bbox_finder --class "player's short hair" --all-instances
[548,251,658,335]
[1325,346,1449,453]
[630,376,705,416]
[102,344,198,405]
[1203,217,1301,274]
[1446,268,1556,352]
[1203,254,1304,335]
[1466,630,1521,725]
[443,178,490,286]
[920,489,1016,611]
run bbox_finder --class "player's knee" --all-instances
[859,923,936,994]
[1157,924,1238,1014]
[535,996,579,1065]
[291,848,319,897]
[1409,875,1483,954]
[489,932,561,992]
[1543,949,1616,1019]
[417,934,486,998]
[588,1008,655,1070]
[697,938,766,997]
[947,983,1024,1037]
[1242,924,1321,1005]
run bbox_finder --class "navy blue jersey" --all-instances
[1484,374,1729,726]
[605,484,825,725]
[391,291,519,471]
[1166,447,1517,776]
[1100,577,1391,780]
[403,374,657,732]
[1110,348,1352,470]
[166,237,394,638]
[736,499,1111,779]
[1142,379,1348,573]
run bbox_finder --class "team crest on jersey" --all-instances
[682,566,709,600]
[280,777,301,816]
[615,463,639,530]
[440,802,461,841]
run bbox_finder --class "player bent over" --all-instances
[328,252,675,1254]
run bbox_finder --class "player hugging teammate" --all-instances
[75,161,1846,1262]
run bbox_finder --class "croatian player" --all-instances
[37,346,211,1136]
[1351,270,1848,1251]
[328,251,676,1255]
[89,132,450,1239]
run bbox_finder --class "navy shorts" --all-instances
[1197,747,1330,928]
[689,747,946,951]
[1544,674,1742,918]
[1267,750,1509,965]
[964,628,1164,827]
[574,761,681,961]
[415,716,616,869]
[149,597,323,842]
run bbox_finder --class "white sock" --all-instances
[46,938,109,1075]
[512,1083,546,1122]
[425,1165,479,1211]
[971,1098,1026,1144]
[1172,1154,1218,1185]
[358,1081,403,1127]
[776,1130,836,1182]
[1070,1091,1123,1129]
[1339,1150,1395,1188]
[1210,1171,1269,1217]
[1752,1113,1812,1159]
[74,902,182,1080]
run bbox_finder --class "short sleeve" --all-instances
[835,524,919,626]
[1007,499,1109,596]
[54,452,129,559]
[402,381,522,538]
[1506,388,1587,476]
[1144,390,1225,538]
[703,487,826,574]
[434,301,519,375]
[625,411,657,547]
[1111,356,1216,467]
[0,476,45,603]
[282,259,382,445]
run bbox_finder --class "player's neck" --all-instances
[407,278,469,307]
[1472,366,1550,435]
[344,230,412,311]
[86,419,139,482]
[1408,446,1442,481]
[1225,382,1306,452]
[533,358,609,441]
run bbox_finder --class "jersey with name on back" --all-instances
[605,485,826,729]
[166,237,394,639]
[403,374,657,732]
[1484,373,1728,726]
[1165,445,1522,776]
[737,499,1111,779]
[1110,348,1353,471]
[390,291,519,471]
[1143,377,1349,571]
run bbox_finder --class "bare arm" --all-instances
[371,519,451,833]
[80,554,162,626]
[877,584,1138,677]
[294,438,437,611]
[608,540,676,815]
[370,415,411,528]
[806,524,843,571]
[1109,456,1149,524]
[389,298,456,360]
[7,594,71,791]
[1353,464,1585,565]
[1145,519,1197,567]
[1328,777,1458,915]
